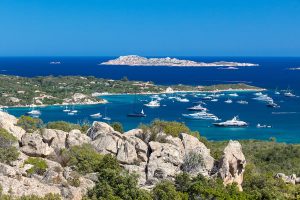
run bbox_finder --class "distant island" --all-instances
[0,75,263,107]
[101,55,259,67]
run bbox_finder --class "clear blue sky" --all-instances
[0,0,299,56]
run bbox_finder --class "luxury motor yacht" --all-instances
[253,94,273,102]
[182,111,219,121]
[213,116,248,127]
[187,104,208,111]
[211,99,218,102]
[144,100,160,107]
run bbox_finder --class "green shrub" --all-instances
[152,180,188,200]
[24,157,48,175]
[86,154,152,200]
[111,122,124,133]
[0,128,19,164]
[17,116,43,133]
[0,128,17,148]
[60,144,102,174]
[46,121,81,132]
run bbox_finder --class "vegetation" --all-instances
[0,128,19,164]
[46,121,89,133]
[85,154,152,200]
[0,75,261,107]
[60,144,103,174]
[139,120,206,143]
[111,122,124,133]
[24,157,48,176]
[17,116,43,133]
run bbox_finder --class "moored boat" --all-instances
[213,116,248,127]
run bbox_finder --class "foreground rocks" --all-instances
[275,173,300,185]
[0,111,247,199]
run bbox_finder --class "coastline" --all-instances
[4,88,265,109]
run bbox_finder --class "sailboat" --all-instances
[127,94,146,117]
[103,107,111,121]
[27,104,41,117]
[63,105,71,112]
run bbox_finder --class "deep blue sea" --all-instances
[1,57,300,143]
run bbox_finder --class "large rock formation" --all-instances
[218,140,246,191]
[0,111,247,199]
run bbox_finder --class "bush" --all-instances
[46,121,82,132]
[181,151,204,174]
[24,157,48,175]
[86,154,152,200]
[140,120,201,141]
[17,116,43,133]
[111,122,124,133]
[152,180,188,200]
[0,128,19,164]
[60,144,102,174]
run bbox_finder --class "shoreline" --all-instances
[3,88,265,109]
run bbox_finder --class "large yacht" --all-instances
[182,111,219,121]
[284,91,296,97]
[213,116,248,127]
[144,100,160,107]
[224,99,233,104]
[175,97,189,102]
[187,104,208,111]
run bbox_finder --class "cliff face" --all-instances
[0,111,246,199]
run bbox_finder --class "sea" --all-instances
[1,56,300,143]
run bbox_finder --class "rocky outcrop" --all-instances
[0,111,25,141]
[217,140,246,191]
[20,132,55,157]
[0,112,247,198]
[275,173,300,185]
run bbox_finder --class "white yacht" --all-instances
[187,104,208,111]
[237,100,248,105]
[284,91,296,97]
[266,100,280,108]
[254,92,263,96]
[27,105,41,116]
[224,99,233,104]
[182,111,219,121]
[253,94,273,102]
[213,116,248,127]
[144,100,160,107]
[90,113,102,118]
[229,93,239,97]
[175,97,189,103]
[211,99,218,102]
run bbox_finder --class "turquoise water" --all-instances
[1,56,300,143]
[7,91,300,143]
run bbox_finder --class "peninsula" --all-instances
[101,55,259,67]
[0,75,263,107]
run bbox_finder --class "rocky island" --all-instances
[101,55,259,67]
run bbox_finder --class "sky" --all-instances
[0,0,300,57]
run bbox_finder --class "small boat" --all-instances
[187,104,208,111]
[193,101,206,105]
[211,99,218,102]
[257,124,271,128]
[144,100,160,107]
[266,101,280,108]
[175,97,189,102]
[202,96,213,100]
[27,104,41,117]
[213,116,248,127]
[127,109,146,117]
[103,107,111,121]
[237,100,248,105]
[254,92,263,96]
[50,61,61,65]
[224,99,233,104]
[284,91,296,97]
[90,113,102,118]
[253,95,273,102]
[229,93,239,97]
[182,111,219,121]
[275,88,280,95]
[67,112,75,116]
